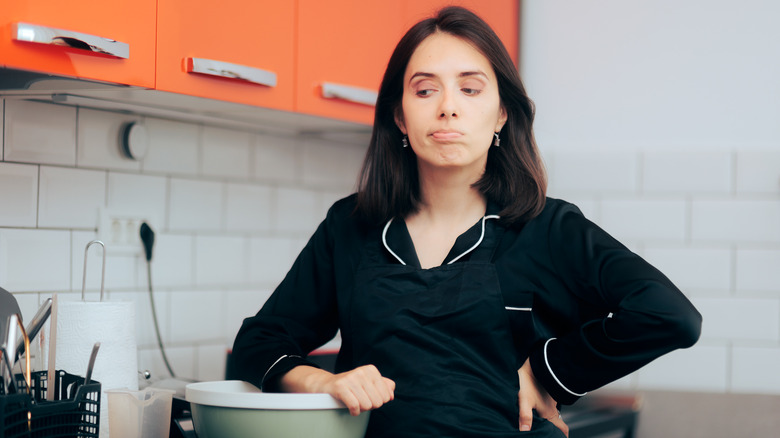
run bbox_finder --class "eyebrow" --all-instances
[408,70,489,83]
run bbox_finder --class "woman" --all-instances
[230,7,701,437]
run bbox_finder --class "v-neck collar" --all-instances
[382,202,501,268]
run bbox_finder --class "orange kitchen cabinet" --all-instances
[296,0,519,126]
[401,0,519,66]
[156,0,295,111]
[296,0,405,125]
[0,0,156,88]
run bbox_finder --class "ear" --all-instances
[495,105,508,132]
[394,108,407,135]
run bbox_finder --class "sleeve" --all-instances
[527,202,702,405]
[227,205,342,391]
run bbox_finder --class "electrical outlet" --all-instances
[98,208,158,255]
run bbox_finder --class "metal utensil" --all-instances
[0,287,22,357]
[47,294,58,401]
[0,287,22,392]
[14,298,52,360]
[82,240,106,302]
[1,343,14,394]
[3,314,19,393]
[2,314,30,394]
[84,342,100,385]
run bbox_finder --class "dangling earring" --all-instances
[493,132,501,147]
[402,136,409,148]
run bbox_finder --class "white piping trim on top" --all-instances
[505,306,532,311]
[382,214,500,266]
[261,354,302,387]
[382,218,407,265]
[447,214,500,264]
[543,338,587,397]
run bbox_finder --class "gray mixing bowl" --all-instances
[185,380,370,438]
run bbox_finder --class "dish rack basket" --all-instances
[0,370,100,438]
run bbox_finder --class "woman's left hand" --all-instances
[518,359,569,437]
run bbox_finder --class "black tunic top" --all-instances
[230,195,701,411]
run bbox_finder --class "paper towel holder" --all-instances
[82,240,107,302]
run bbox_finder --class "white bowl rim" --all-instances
[185,380,347,410]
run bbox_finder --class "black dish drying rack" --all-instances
[0,370,100,438]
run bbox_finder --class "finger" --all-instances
[331,375,370,416]
[383,377,396,400]
[359,380,387,410]
[336,389,363,417]
[358,365,394,404]
[517,391,533,431]
[548,413,569,438]
[352,385,378,413]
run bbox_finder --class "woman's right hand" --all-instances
[280,365,395,416]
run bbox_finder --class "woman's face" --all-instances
[396,32,507,175]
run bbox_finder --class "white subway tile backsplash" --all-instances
[142,118,199,175]
[77,108,142,171]
[694,297,780,341]
[201,126,251,179]
[0,162,38,227]
[547,151,637,194]
[139,345,196,381]
[196,344,230,381]
[106,172,167,221]
[731,346,780,394]
[636,344,728,392]
[692,200,780,243]
[225,183,273,232]
[224,289,273,341]
[736,150,780,194]
[0,228,70,292]
[736,249,780,293]
[169,290,225,343]
[195,236,247,286]
[600,198,687,242]
[642,151,732,194]
[38,166,106,228]
[643,246,732,293]
[4,100,77,166]
[301,138,364,188]
[168,178,223,231]
[137,347,172,382]
[254,135,299,183]
[274,187,321,234]
[151,233,194,288]
[249,237,298,287]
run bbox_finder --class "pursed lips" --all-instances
[430,130,463,140]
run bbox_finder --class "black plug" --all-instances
[139,222,155,262]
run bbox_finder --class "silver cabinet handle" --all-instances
[321,82,377,107]
[14,22,129,59]
[186,57,277,87]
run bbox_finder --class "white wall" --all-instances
[522,0,780,151]
[0,99,365,382]
[522,0,780,395]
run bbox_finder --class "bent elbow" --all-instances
[669,306,702,349]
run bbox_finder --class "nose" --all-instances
[438,89,458,119]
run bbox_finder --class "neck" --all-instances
[413,166,487,225]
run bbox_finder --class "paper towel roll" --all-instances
[55,301,138,438]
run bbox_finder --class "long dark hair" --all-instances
[355,6,546,226]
